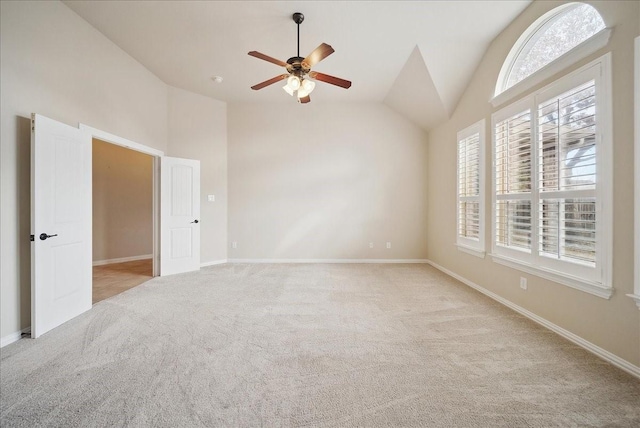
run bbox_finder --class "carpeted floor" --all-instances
[1,263,639,427]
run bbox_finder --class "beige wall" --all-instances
[228,102,428,259]
[0,1,169,339]
[92,139,153,262]
[426,0,640,366]
[168,87,228,264]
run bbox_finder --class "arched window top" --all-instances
[497,3,605,95]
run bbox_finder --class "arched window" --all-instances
[496,3,605,96]
[489,2,613,297]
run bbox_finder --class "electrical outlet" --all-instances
[386,242,391,249]
[232,241,237,249]
[207,194,215,202]
[369,242,374,248]
[519,277,527,290]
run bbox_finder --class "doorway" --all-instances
[31,117,200,337]
[92,138,154,303]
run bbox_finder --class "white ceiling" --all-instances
[63,0,531,129]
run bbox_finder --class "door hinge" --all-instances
[30,234,34,241]
[31,113,35,132]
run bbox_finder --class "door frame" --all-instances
[79,124,163,277]
[632,37,640,308]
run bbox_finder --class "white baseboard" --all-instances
[426,259,640,380]
[227,258,429,264]
[93,254,153,266]
[201,259,228,267]
[1,327,31,348]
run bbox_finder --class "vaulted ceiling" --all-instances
[63,1,531,130]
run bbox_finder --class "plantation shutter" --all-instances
[537,80,597,265]
[458,132,480,240]
[495,109,532,252]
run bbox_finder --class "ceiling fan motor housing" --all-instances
[286,56,309,77]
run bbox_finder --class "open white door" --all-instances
[160,156,200,275]
[31,114,92,338]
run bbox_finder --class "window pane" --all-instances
[458,133,480,197]
[496,110,531,195]
[459,201,480,240]
[496,200,531,251]
[539,198,596,265]
[507,4,605,88]
[538,80,596,191]
[457,121,484,248]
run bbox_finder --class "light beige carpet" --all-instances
[1,263,639,427]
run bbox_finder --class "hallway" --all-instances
[93,259,153,304]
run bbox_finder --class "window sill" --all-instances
[627,294,640,310]
[491,253,613,299]
[491,28,612,108]
[456,244,485,259]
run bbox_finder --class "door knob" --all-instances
[191,219,199,224]
[39,233,58,241]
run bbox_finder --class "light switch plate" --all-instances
[207,195,215,202]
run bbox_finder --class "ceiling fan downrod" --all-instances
[293,12,304,58]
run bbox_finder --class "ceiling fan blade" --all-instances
[302,43,335,68]
[248,51,288,68]
[308,71,351,89]
[251,74,289,90]
[298,95,311,104]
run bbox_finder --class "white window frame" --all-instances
[456,119,486,258]
[629,36,640,309]
[491,53,612,299]
[492,2,611,108]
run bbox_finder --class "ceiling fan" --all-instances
[248,12,351,104]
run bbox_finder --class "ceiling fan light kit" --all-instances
[286,75,301,91]
[248,12,351,104]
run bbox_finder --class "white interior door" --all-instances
[31,114,92,338]
[160,156,200,275]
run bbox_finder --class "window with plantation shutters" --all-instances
[538,80,597,265]
[458,134,479,238]
[495,108,532,253]
[491,54,612,298]
[457,120,485,256]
